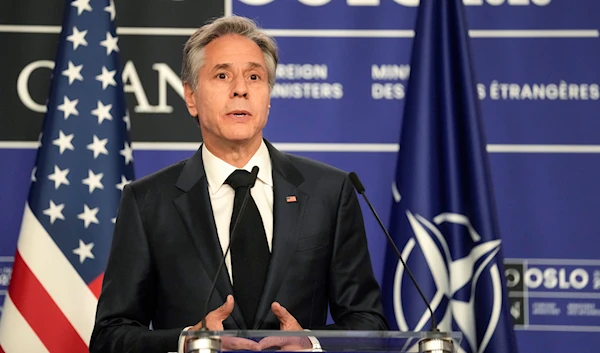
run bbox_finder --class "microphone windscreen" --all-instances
[349,172,365,194]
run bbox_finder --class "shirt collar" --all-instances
[202,140,273,195]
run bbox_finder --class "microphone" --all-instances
[200,166,260,331]
[348,172,439,332]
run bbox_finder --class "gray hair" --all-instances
[181,16,279,91]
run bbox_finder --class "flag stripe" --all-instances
[17,203,97,344]
[9,253,88,353]
[0,295,49,353]
[89,273,104,299]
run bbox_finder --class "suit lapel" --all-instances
[173,147,247,329]
[254,141,308,328]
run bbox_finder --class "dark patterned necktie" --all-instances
[225,169,270,328]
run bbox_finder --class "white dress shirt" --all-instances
[202,140,274,284]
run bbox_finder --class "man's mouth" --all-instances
[228,110,251,117]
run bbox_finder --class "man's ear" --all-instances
[183,82,198,117]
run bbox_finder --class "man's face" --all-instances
[184,34,271,148]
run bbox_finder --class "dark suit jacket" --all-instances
[90,140,387,353]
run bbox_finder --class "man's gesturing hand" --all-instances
[191,294,235,330]
[271,302,303,331]
[257,302,312,351]
[188,295,260,351]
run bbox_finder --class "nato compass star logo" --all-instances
[393,211,503,353]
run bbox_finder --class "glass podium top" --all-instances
[179,330,462,353]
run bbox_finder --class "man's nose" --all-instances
[231,76,248,98]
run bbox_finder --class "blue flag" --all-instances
[0,0,134,351]
[381,1,518,352]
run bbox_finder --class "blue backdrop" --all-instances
[1,0,599,352]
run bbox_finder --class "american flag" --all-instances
[0,0,134,352]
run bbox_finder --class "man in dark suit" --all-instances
[90,15,387,353]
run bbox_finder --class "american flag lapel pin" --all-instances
[286,195,297,203]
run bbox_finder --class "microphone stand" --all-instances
[348,172,454,353]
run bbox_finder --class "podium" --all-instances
[179,330,462,353]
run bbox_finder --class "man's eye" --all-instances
[250,74,259,80]
[217,73,227,79]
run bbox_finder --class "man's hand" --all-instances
[190,295,235,330]
[258,336,312,351]
[257,302,312,351]
[271,302,303,330]
[221,337,261,351]
[187,295,260,351]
